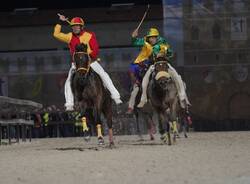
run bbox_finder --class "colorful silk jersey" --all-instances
[53,24,99,60]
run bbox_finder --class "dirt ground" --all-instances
[0,131,250,184]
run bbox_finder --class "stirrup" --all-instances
[137,99,147,108]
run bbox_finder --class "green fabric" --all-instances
[132,36,173,60]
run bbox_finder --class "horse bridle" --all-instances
[73,51,91,73]
[154,60,171,80]
[154,60,168,67]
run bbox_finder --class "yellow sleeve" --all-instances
[53,24,72,43]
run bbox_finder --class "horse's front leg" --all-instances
[93,109,104,145]
[170,98,179,143]
[158,112,171,145]
[78,101,90,141]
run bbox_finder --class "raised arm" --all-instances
[131,29,145,47]
[53,13,72,43]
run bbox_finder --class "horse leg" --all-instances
[184,118,188,138]
[94,110,104,145]
[135,111,143,141]
[81,116,90,141]
[158,114,165,139]
[170,99,179,143]
[166,119,172,145]
[158,113,171,145]
[104,109,115,147]
[96,124,104,145]
[78,102,91,141]
[147,115,155,141]
[182,114,188,138]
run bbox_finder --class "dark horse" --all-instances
[147,57,179,145]
[71,43,114,146]
[130,65,156,141]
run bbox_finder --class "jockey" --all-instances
[129,27,190,110]
[127,27,173,114]
[53,14,122,111]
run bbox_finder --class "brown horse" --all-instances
[147,58,179,145]
[133,71,156,141]
[71,43,114,146]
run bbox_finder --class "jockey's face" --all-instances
[72,25,82,35]
[148,36,157,45]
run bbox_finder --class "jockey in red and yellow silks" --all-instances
[54,17,99,60]
[53,14,122,111]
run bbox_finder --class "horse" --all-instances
[71,43,114,146]
[176,107,192,138]
[128,63,156,140]
[147,57,179,145]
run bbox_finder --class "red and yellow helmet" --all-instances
[70,17,84,26]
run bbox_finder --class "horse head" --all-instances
[154,60,172,90]
[73,43,91,76]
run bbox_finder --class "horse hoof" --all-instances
[84,136,90,142]
[161,134,169,144]
[184,134,188,138]
[98,137,105,145]
[173,136,176,143]
[109,142,115,149]
[83,131,90,142]
[150,136,155,141]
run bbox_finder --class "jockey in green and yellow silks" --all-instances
[127,27,191,114]
[127,28,173,114]
[132,28,173,64]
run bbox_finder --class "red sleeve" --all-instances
[89,32,99,60]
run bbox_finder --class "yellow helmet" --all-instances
[146,28,159,37]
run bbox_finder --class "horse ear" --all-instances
[75,44,83,52]
[75,43,88,52]
[82,43,88,52]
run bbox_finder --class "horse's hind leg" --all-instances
[182,117,188,138]
[135,111,143,141]
[102,104,114,147]
[147,115,155,141]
